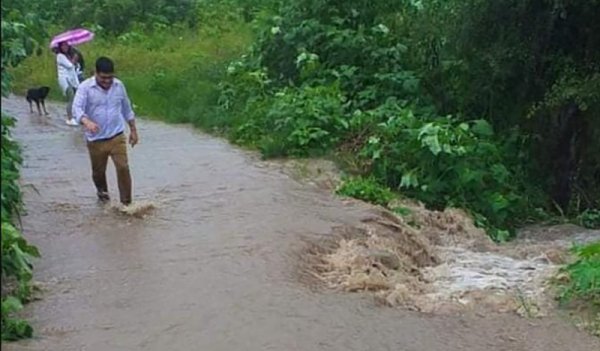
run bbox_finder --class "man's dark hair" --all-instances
[95,57,114,74]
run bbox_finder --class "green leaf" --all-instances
[421,135,442,155]
[400,171,419,188]
[392,207,412,216]
[1,297,23,315]
[490,164,510,183]
[492,229,511,243]
[489,193,510,213]
[471,120,494,137]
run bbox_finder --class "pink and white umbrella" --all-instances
[49,28,94,49]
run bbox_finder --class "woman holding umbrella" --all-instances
[55,41,80,125]
[50,28,94,125]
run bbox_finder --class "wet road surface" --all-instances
[2,96,598,351]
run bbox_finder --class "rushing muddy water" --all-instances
[2,96,599,351]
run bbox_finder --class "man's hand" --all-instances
[81,117,99,134]
[129,129,139,148]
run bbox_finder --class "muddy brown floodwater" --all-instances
[2,96,599,351]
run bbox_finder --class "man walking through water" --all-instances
[72,57,139,205]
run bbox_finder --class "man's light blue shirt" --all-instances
[72,77,135,142]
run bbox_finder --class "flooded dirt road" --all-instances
[3,96,598,351]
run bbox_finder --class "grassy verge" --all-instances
[11,23,253,129]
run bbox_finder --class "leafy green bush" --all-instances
[1,297,33,341]
[558,241,600,306]
[336,177,394,207]
[0,116,23,220]
[0,115,40,341]
[205,0,551,239]
[577,210,600,230]
[1,221,41,296]
[417,0,600,212]
[249,3,423,111]
[14,0,281,35]
[356,101,533,240]
[232,83,347,157]
[210,0,599,239]
[1,2,44,341]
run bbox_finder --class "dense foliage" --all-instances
[427,0,600,214]
[1,1,45,341]
[214,0,600,238]
[17,0,282,35]
[0,115,41,341]
[1,115,37,341]
[557,239,600,336]
[559,241,600,306]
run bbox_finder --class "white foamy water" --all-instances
[423,247,557,297]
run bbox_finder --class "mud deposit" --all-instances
[299,174,599,318]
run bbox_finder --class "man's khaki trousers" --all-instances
[86,133,132,205]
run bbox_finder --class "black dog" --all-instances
[26,86,50,115]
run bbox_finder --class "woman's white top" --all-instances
[56,53,80,94]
